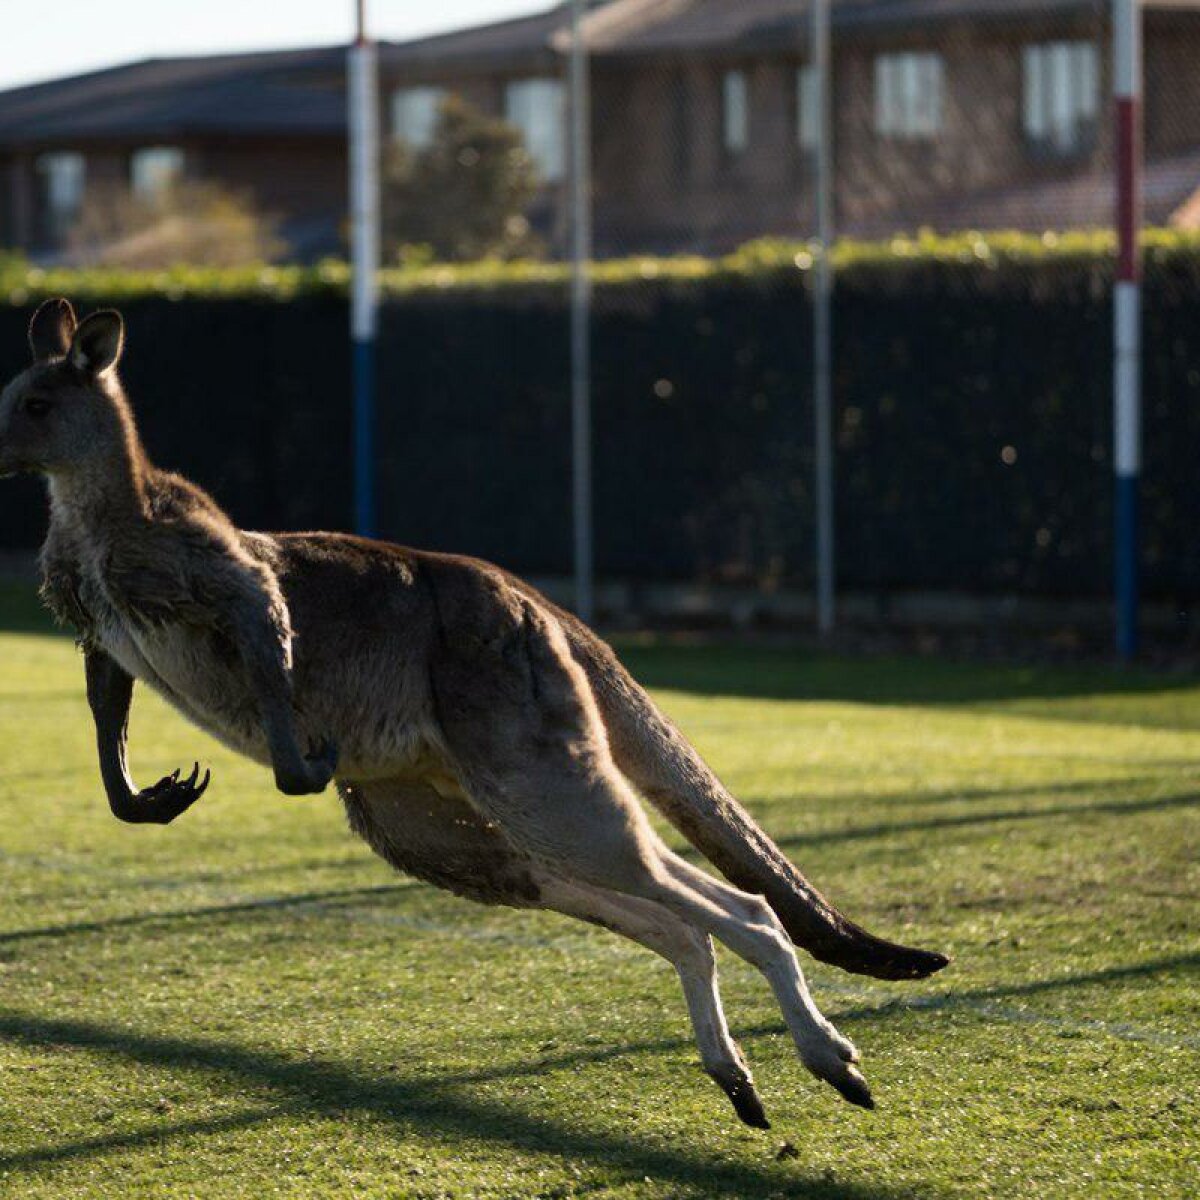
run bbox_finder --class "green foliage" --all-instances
[5,227,1200,304]
[66,180,286,269]
[0,257,349,304]
[0,609,1196,1197]
[383,94,541,262]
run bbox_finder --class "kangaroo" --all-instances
[0,298,948,1128]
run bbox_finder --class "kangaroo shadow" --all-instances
[0,1009,943,1200]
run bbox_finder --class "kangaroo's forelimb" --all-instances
[204,554,338,796]
[84,649,210,824]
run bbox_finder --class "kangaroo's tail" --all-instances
[557,616,949,981]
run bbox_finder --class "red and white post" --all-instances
[1114,0,1143,660]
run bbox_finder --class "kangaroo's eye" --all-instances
[24,397,51,418]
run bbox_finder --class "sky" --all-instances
[0,0,547,91]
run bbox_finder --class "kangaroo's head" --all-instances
[0,298,131,479]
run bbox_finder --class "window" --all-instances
[1023,41,1099,155]
[131,146,184,203]
[722,70,749,154]
[670,70,691,182]
[874,52,943,139]
[393,86,444,150]
[504,78,565,182]
[797,65,819,152]
[35,152,85,241]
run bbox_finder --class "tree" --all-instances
[383,95,542,262]
[66,181,285,268]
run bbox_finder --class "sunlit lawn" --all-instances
[0,592,1195,1198]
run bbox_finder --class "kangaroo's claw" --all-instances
[827,1064,875,1110]
[128,761,210,824]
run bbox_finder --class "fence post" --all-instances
[812,0,835,635]
[349,0,380,538]
[1114,0,1142,660]
[569,0,595,624]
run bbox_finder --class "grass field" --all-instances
[0,592,1195,1198]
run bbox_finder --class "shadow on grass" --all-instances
[828,951,1200,1044]
[0,582,57,637]
[740,773,1176,812]
[616,642,1200,722]
[956,951,1200,1002]
[1,953,1195,1186]
[0,883,411,947]
[774,787,1200,850]
[0,1010,937,1199]
[3,781,1192,950]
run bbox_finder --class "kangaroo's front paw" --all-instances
[275,739,339,796]
[123,762,210,824]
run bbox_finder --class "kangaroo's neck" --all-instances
[47,398,152,537]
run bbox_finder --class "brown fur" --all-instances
[0,299,951,1127]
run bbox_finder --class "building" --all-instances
[0,47,349,261]
[1,0,1199,261]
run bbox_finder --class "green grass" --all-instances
[0,602,1195,1198]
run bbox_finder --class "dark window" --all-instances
[671,70,691,182]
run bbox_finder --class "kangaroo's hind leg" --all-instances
[430,593,872,1107]
[339,777,768,1126]
[536,877,770,1128]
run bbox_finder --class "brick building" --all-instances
[1,0,1199,260]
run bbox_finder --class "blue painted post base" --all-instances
[1115,472,1140,661]
[353,337,376,539]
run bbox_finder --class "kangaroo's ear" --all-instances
[28,297,77,363]
[69,310,125,378]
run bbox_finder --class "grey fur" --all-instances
[0,299,952,1126]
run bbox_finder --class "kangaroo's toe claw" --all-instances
[708,1066,771,1129]
[829,1064,875,1110]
